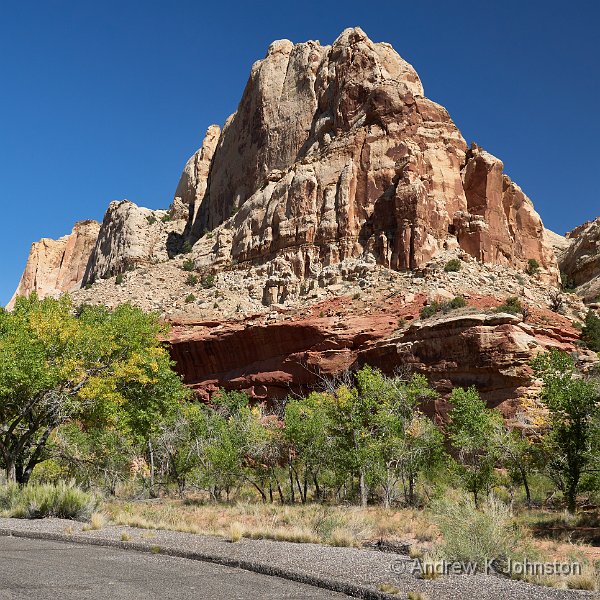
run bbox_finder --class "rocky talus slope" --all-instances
[9,28,599,408]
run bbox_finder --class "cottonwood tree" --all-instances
[531,349,600,513]
[0,295,187,484]
[447,386,503,507]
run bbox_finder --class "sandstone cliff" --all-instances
[11,28,596,410]
[185,28,558,285]
[169,291,595,416]
[558,218,600,303]
[83,200,187,284]
[7,220,100,309]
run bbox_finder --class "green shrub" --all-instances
[161,214,172,223]
[582,310,600,352]
[115,273,124,285]
[433,493,524,571]
[201,274,215,289]
[182,259,195,272]
[420,303,441,319]
[185,274,198,286]
[526,258,540,276]
[0,482,100,521]
[444,259,462,272]
[146,214,157,225]
[560,271,576,292]
[420,297,467,319]
[496,297,522,314]
[84,283,92,290]
[185,294,196,304]
[450,296,467,309]
[181,240,193,254]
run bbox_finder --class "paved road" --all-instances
[0,536,349,599]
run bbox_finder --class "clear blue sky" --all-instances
[1,0,598,306]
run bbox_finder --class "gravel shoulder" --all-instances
[0,517,592,600]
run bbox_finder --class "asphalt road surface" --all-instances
[0,536,349,599]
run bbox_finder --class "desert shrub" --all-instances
[161,214,171,223]
[420,297,466,319]
[582,310,600,352]
[115,273,124,285]
[185,274,198,286]
[182,259,195,272]
[449,296,467,309]
[526,258,540,276]
[0,482,100,521]
[84,283,92,290]
[201,274,215,289]
[560,271,576,292]
[548,290,565,313]
[420,303,441,319]
[444,259,462,272]
[185,294,196,304]
[181,240,193,254]
[433,493,524,570]
[146,214,157,225]
[496,297,523,314]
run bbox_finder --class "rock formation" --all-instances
[557,218,600,302]
[169,293,594,415]
[83,200,186,284]
[186,28,558,286]
[7,220,100,309]
[11,28,596,410]
[174,125,220,231]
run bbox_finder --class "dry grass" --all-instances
[229,522,244,542]
[82,512,105,531]
[378,582,401,594]
[103,495,600,592]
[104,499,428,548]
[407,593,429,600]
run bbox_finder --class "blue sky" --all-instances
[1,0,598,306]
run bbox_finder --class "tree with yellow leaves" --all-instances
[0,294,188,484]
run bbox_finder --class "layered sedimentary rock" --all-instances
[456,145,557,274]
[8,220,100,309]
[174,125,220,229]
[558,218,600,302]
[187,28,558,283]
[83,200,186,283]
[169,295,591,414]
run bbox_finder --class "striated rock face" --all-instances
[174,125,221,230]
[7,220,100,309]
[169,296,592,414]
[558,218,600,302]
[456,145,557,276]
[83,200,186,283]
[187,27,558,284]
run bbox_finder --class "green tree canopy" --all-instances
[0,294,188,484]
[531,349,600,512]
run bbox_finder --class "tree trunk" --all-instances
[359,470,368,508]
[566,482,578,513]
[5,461,16,484]
[520,466,531,508]
[288,460,295,504]
[313,474,321,501]
[148,440,156,498]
